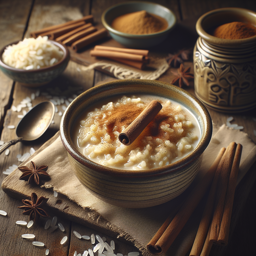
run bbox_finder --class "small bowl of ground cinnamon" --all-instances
[102,2,176,48]
[193,7,256,113]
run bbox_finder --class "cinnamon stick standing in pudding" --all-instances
[189,147,226,256]
[147,147,226,254]
[218,143,242,245]
[72,28,108,52]
[30,15,94,38]
[119,100,162,145]
[63,26,97,45]
[209,142,237,243]
[56,23,93,42]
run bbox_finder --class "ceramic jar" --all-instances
[194,8,256,113]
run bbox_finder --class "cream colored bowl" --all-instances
[60,80,212,208]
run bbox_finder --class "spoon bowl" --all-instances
[0,101,55,154]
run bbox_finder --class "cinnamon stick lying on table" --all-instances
[63,26,97,45]
[90,49,148,62]
[72,28,108,52]
[189,147,226,256]
[30,15,94,38]
[40,21,86,40]
[56,23,93,42]
[119,100,162,145]
[209,142,237,243]
[147,147,226,254]
[218,143,242,245]
[94,45,149,56]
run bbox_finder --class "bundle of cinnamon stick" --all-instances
[30,15,108,52]
[147,142,243,256]
[90,45,149,69]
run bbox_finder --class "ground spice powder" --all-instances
[213,21,256,39]
[111,10,168,35]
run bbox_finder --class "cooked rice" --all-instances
[3,36,63,70]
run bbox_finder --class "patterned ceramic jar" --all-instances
[194,8,256,113]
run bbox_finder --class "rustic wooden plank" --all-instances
[0,1,95,255]
[0,0,32,132]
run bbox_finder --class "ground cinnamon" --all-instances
[213,21,256,39]
[111,10,168,35]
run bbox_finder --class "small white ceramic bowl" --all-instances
[102,2,176,48]
[0,40,70,87]
[60,79,212,208]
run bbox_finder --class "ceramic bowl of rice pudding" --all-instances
[0,37,69,87]
[60,79,212,208]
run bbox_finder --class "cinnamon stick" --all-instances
[94,45,149,56]
[40,21,86,40]
[200,231,213,256]
[209,142,237,243]
[30,15,94,38]
[72,28,108,52]
[107,57,147,70]
[190,148,226,256]
[217,143,243,245]
[147,147,226,255]
[119,100,162,145]
[63,26,97,45]
[90,49,147,62]
[56,23,93,42]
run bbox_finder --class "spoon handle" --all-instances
[0,138,22,155]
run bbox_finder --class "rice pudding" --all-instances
[75,95,200,170]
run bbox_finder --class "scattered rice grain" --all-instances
[91,233,95,244]
[74,251,77,256]
[58,111,62,116]
[27,220,34,228]
[73,230,82,239]
[60,235,68,245]
[30,147,35,155]
[54,191,58,197]
[22,233,35,239]
[51,216,58,227]
[45,248,50,255]
[82,235,90,240]
[5,149,10,156]
[58,222,65,232]
[44,219,51,229]
[7,125,15,129]
[110,240,115,250]
[16,220,28,226]
[0,210,7,216]
[82,251,88,256]
[32,241,45,247]
[88,249,94,256]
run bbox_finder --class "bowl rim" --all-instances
[196,7,256,45]
[0,39,69,73]
[101,1,176,39]
[60,79,212,178]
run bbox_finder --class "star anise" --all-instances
[171,64,194,88]
[19,161,50,185]
[18,193,49,222]
[166,49,192,68]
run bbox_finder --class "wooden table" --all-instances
[0,0,256,255]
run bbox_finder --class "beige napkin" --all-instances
[6,124,256,255]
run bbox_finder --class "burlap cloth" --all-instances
[78,57,169,80]
[4,124,256,255]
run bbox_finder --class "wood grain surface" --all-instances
[0,0,255,256]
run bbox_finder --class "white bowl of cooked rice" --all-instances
[0,36,69,87]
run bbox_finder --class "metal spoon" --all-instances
[0,101,55,155]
